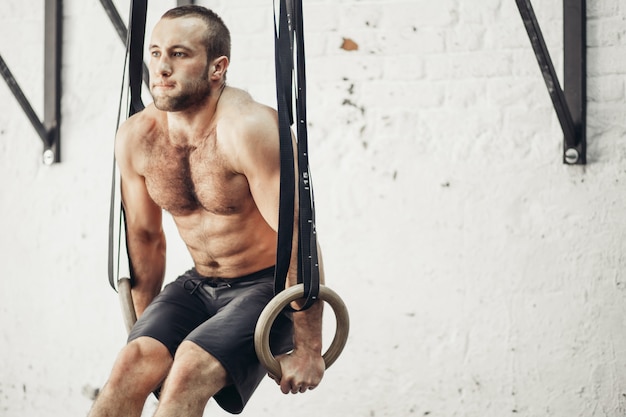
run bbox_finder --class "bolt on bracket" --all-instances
[515,0,586,165]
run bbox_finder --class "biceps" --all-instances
[120,175,162,234]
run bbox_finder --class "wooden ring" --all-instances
[118,277,137,334]
[254,284,350,379]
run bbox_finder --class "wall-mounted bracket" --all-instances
[515,0,586,165]
[99,0,149,88]
[0,0,62,164]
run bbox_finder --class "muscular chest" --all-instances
[143,138,248,216]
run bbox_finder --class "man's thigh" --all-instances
[128,275,210,357]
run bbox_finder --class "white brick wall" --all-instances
[1,0,626,416]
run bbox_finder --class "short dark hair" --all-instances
[162,5,231,62]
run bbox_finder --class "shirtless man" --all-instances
[88,6,324,417]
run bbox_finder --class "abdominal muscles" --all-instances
[172,205,278,278]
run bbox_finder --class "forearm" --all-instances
[292,301,323,353]
[289,241,325,353]
[127,229,166,317]
[277,246,324,393]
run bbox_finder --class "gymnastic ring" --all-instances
[254,284,350,379]
[118,277,137,334]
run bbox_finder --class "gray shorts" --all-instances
[128,266,294,414]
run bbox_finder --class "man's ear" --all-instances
[210,56,229,81]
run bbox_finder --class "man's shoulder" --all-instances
[220,88,277,136]
[119,105,162,137]
[216,88,279,168]
[115,106,165,156]
[223,87,275,118]
[115,105,163,166]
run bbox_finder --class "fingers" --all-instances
[270,350,324,395]
[269,373,317,394]
[294,384,315,394]
[289,384,316,394]
[267,373,317,394]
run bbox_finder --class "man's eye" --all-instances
[151,51,160,57]
[173,52,185,57]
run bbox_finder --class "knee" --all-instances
[108,337,172,392]
[165,341,228,393]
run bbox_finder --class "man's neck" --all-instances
[165,84,226,144]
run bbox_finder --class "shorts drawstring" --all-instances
[184,278,232,295]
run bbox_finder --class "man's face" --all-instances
[148,17,211,112]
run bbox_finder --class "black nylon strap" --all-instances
[108,0,148,290]
[128,0,147,116]
[273,0,320,311]
[272,3,296,301]
[295,0,320,310]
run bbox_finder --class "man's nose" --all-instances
[153,56,172,76]
[159,60,172,76]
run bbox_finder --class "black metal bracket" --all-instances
[99,0,149,88]
[515,0,586,165]
[0,0,62,164]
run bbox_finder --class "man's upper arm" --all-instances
[115,121,162,235]
[234,105,287,232]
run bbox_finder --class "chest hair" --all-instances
[143,137,243,216]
